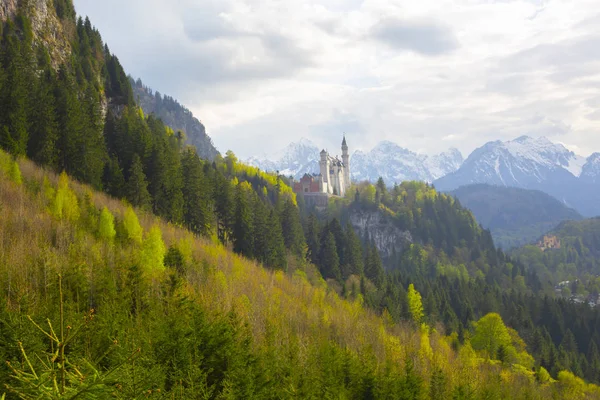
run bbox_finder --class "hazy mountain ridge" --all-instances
[247,138,464,183]
[451,184,583,249]
[248,135,600,216]
[351,141,464,184]
[131,77,219,161]
[435,136,600,217]
[247,137,321,178]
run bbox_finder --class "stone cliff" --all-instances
[1,0,71,69]
[349,209,413,260]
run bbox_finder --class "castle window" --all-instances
[304,188,308,192]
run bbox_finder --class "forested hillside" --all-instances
[512,218,600,300]
[451,184,583,249]
[2,0,600,397]
[0,133,597,398]
[131,77,219,161]
[307,178,600,384]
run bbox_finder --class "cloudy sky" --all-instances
[73,0,600,159]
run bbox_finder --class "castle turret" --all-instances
[319,149,329,188]
[341,136,350,190]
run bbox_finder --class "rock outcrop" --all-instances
[349,209,413,260]
[2,0,71,70]
[0,0,18,21]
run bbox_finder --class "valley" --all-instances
[1,0,600,398]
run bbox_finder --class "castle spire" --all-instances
[342,134,347,147]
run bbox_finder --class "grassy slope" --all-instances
[0,152,597,398]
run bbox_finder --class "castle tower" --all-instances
[341,136,350,189]
[319,149,330,193]
[319,149,328,182]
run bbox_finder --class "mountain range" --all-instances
[3,0,600,392]
[434,136,600,217]
[131,77,219,161]
[249,135,600,217]
[247,138,464,183]
[451,184,582,249]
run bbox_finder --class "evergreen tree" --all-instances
[28,65,59,168]
[280,199,305,257]
[328,218,345,264]
[305,213,320,265]
[146,133,184,223]
[181,148,211,235]
[342,222,363,278]
[233,183,253,258]
[0,23,30,156]
[365,241,384,287]
[102,155,125,198]
[320,232,341,280]
[252,194,270,266]
[586,340,600,382]
[266,210,287,270]
[430,368,448,400]
[55,68,87,179]
[214,171,233,243]
[79,83,108,188]
[126,154,151,210]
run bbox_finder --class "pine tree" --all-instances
[181,148,211,235]
[79,83,108,188]
[342,223,363,278]
[328,219,345,264]
[103,155,125,199]
[266,210,286,270]
[214,171,233,243]
[147,137,174,220]
[365,241,384,287]
[55,68,87,180]
[320,232,341,280]
[305,214,320,265]
[28,65,59,168]
[429,368,448,400]
[586,340,600,382]
[280,199,305,257]
[233,183,253,258]
[252,194,270,265]
[0,24,30,157]
[126,154,151,210]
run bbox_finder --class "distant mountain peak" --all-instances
[131,77,219,161]
[247,139,321,179]
[298,137,317,146]
[435,135,600,217]
[247,139,463,183]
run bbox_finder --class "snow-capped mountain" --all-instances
[351,141,463,184]
[247,138,463,183]
[434,136,600,217]
[581,153,600,184]
[247,138,321,179]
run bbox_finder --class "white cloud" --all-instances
[73,0,600,158]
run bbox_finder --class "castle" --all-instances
[293,137,351,205]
